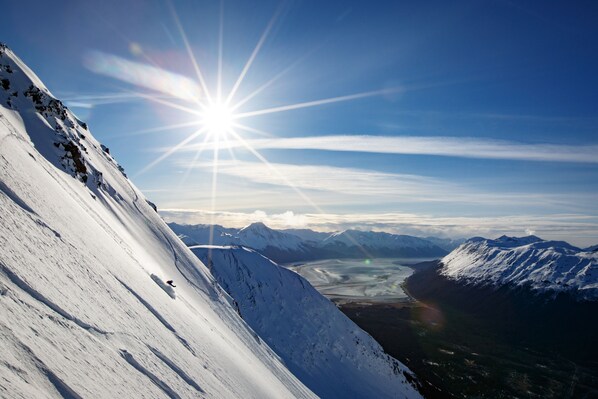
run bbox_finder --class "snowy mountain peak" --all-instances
[240,221,269,231]
[322,229,447,256]
[237,222,305,251]
[442,236,598,300]
[471,235,580,252]
[492,235,544,247]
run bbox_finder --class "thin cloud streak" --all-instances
[180,159,593,210]
[182,135,598,163]
[84,51,202,101]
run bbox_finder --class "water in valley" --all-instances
[287,258,423,303]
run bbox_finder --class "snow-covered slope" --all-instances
[0,44,316,398]
[190,245,422,399]
[442,235,598,300]
[321,230,447,258]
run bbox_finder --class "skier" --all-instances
[166,280,176,287]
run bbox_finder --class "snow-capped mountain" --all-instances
[0,44,329,398]
[441,235,598,300]
[237,222,306,251]
[168,223,238,246]
[320,229,447,258]
[424,236,466,252]
[585,244,598,252]
[190,245,421,398]
[168,222,319,262]
[169,222,450,262]
[281,228,331,243]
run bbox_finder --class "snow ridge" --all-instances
[442,235,598,300]
[191,245,422,399]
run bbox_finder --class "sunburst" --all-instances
[89,2,400,255]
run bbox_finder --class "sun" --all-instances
[202,101,235,138]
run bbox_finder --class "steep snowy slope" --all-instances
[190,245,422,399]
[0,44,316,398]
[442,235,598,300]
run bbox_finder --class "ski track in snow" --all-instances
[1,329,84,399]
[119,349,182,399]
[0,262,109,336]
[147,345,206,394]
[116,277,195,355]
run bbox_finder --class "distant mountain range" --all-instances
[169,221,598,300]
[442,235,598,300]
[168,222,462,262]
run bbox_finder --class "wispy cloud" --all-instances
[160,208,598,247]
[179,159,593,210]
[59,92,148,109]
[84,50,202,101]
[182,135,598,163]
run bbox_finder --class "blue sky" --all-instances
[2,0,598,245]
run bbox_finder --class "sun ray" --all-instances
[61,92,145,105]
[208,133,221,247]
[168,1,213,104]
[178,131,214,189]
[227,129,323,213]
[234,87,403,119]
[129,90,206,116]
[230,44,323,112]
[232,122,274,138]
[223,130,239,162]
[226,134,373,259]
[225,4,283,105]
[217,0,224,101]
[125,120,203,137]
[135,126,208,177]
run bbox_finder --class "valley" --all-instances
[286,258,421,303]
[340,262,598,398]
